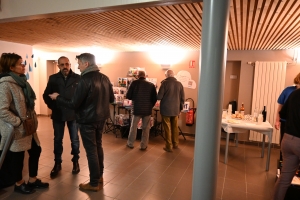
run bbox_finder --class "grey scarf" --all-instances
[9,72,36,110]
[81,64,99,76]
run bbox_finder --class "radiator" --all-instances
[249,61,287,144]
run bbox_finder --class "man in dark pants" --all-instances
[126,70,157,150]
[49,53,114,192]
[43,56,81,178]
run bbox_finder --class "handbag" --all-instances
[23,118,35,136]
[15,110,36,136]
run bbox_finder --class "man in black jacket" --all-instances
[43,56,81,178]
[126,71,157,150]
[49,53,114,192]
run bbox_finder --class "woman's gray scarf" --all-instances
[9,72,36,110]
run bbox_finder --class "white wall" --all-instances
[0,41,39,110]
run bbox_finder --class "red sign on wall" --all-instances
[189,60,195,68]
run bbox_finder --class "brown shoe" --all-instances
[79,183,99,192]
[163,147,173,152]
[99,177,103,183]
[173,145,178,149]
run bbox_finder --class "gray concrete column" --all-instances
[192,0,230,200]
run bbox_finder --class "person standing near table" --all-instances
[126,70,157,150]
[273,88,300,200]
[157,70,185,152]
[49,53,114,192]
[275,73,300,161]
[43,56,81,178]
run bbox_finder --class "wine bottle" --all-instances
[262,106,267,122]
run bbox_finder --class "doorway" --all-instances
[223,61,241,109]
[44,60,58,116]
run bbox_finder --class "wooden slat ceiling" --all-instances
[0,0,299,52]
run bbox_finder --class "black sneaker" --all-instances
[14,182,36,194]
[27,179,49,188]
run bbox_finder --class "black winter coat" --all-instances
[126,77,157,116]
[56,71,115,124]
[43,70,80,121]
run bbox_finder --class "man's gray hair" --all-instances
[165,70,175,77]
[76,53,96,66]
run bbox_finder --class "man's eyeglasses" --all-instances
[58,63,70,67]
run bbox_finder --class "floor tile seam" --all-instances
[166,157,193,176]
[146,183,177,200]
[220,164,228,199]
[125,179,157,195]
[165,159,194,199]
[116,189,149,200]
[125,156,159,171]
[246,191,271,198]
[159,149,182,168]
[102,182,129,199]
[116,181,153,199]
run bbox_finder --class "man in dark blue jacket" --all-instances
[49,53,114,192]
[43,56,81,178]
[126,71,157,150]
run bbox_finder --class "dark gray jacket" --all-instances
[126,77,157,116]
[157,77,185,116]
[56,68,114,124]
[43,69,80,121]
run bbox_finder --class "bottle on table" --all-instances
[262,106,267,122]
[257,114,263,124]
[253,108,258,122]
[228,104,232,116]
[240,102,245,115]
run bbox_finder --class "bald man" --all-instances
[157,70,185,152]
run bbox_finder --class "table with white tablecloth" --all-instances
[221,119,273,171]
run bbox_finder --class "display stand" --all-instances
[103,103,119,137]
[117,105,132,138]
[178,125,186,140]
[152,108,165,140]
[152,108,186,140]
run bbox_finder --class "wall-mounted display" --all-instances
[118,77,128,87]
[175,70,197,89]
[128,67,146,76]
[146,78,157,87]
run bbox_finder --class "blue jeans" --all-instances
[78,120,105,187]
[53,120,80,163]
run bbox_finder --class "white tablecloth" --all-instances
[221,119,273,171]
